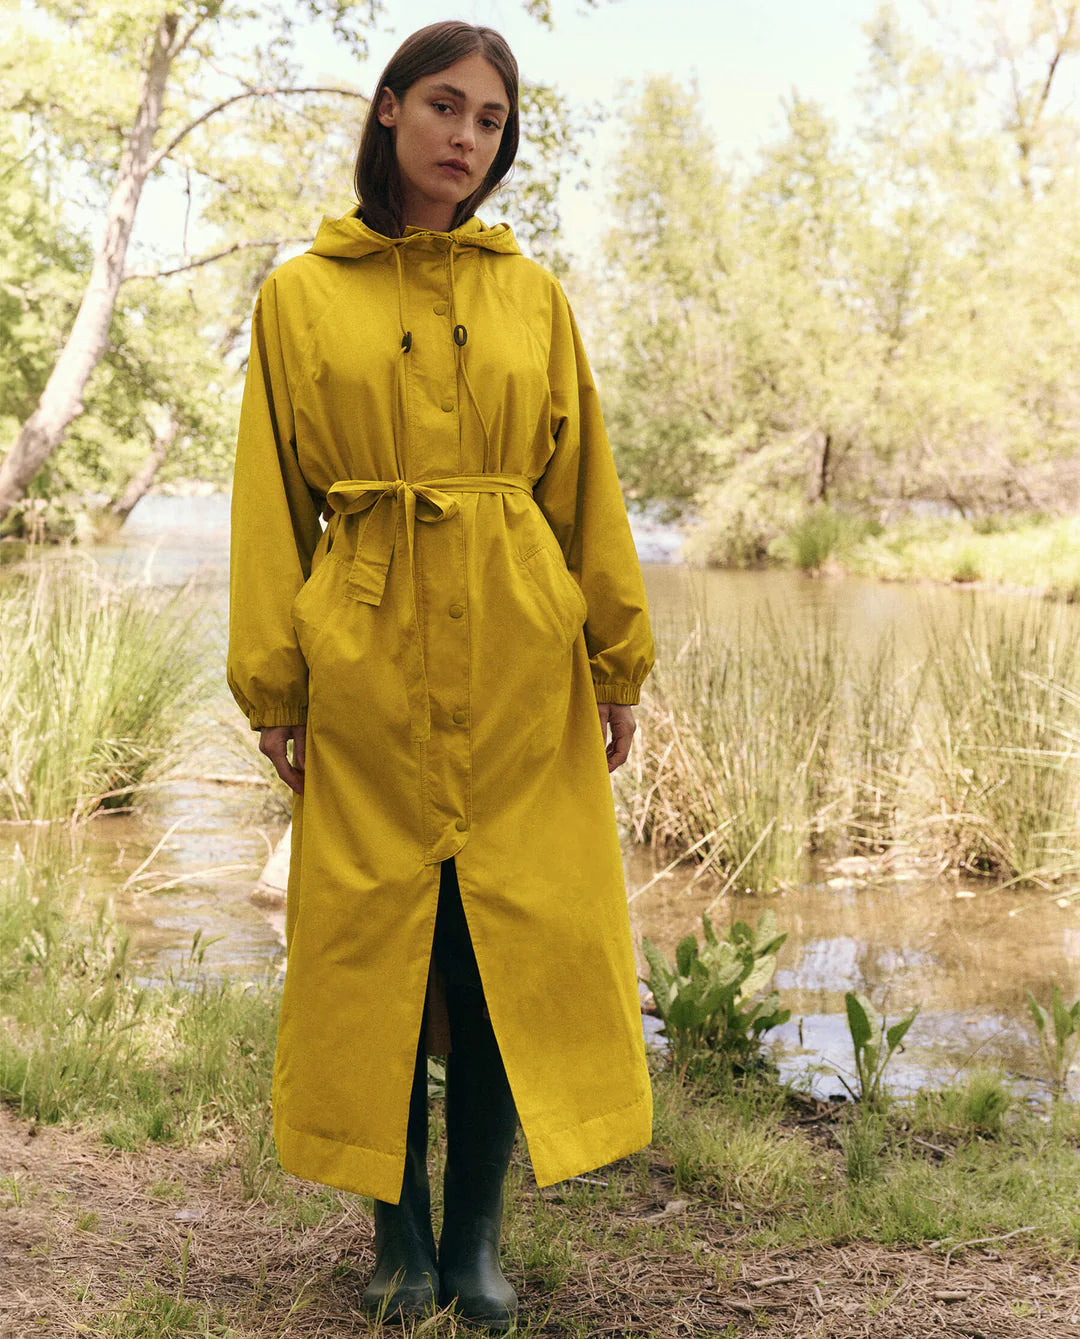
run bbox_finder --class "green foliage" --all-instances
[954,1069,1013,1136]
[845,631,924,851]
[950,549,981,583]
[1027,986,1080,1093]
[598,8,1080,537]
[770,504,875,572]
[641,910,790,1079]
[838,1108,887,1184]
[910,1069,1013,1139]
[836,991,919,1109]
[620,592,1080,887]
[0,557,215,821]
[0,837,279,1163]
[3,1,595,523]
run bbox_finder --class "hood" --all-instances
[309,205,521,259]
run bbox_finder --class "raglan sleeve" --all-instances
[533,276,655,705]
[226,274,323,730]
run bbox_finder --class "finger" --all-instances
[607,719,635,771]
[262,738,304,795]
[292,725,306,772]
[608,738,631,771]
[277,759,304,795]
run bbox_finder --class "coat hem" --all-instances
[523,1081,653,1188]
[273,1110,405,1203]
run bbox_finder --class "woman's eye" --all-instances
[433,101,453,113]
[481,119,502,132]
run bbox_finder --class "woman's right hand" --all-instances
[259,724,306,795]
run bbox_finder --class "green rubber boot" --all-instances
[438,982,519,1332]
[361,1031,438,1320]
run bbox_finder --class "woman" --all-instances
[226,19,656,1331]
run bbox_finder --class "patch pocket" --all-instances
[290,540,348,668]
[519,540,588,646]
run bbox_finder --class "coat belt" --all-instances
[323,474,535,743]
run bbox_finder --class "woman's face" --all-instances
[376,52,509,231]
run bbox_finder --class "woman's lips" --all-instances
[438,162,469,177]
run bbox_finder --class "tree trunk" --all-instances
[108,415,179,522]
[106,253,278,524]
[0,13,178,520]
[816,431,832,502]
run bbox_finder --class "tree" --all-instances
[1,1,599,529]
[597,3,1080,556]
[1,2,374,521]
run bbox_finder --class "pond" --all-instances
[34,491,1080,1101]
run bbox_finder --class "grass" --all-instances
[697,506,1080,600]
[0,835,279,1156]
[768,503,879,573]
[617,592,1080,891]
[616,607,841,893]
[5,843,1080,1334]
[833,511,1080,595]
[0,555,216,822]
[922,599,1080,879]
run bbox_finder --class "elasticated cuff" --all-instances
[592,681,642,705]
[247,703,309,730]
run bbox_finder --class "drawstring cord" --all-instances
[314,232,527,744]
[391,244,411,478]
[447,244,494,474]
[387,236,491,473]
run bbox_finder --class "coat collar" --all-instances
[308,205,521,259]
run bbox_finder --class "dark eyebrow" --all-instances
[430,81,508,114]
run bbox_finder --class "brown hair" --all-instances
[353,21,519,238]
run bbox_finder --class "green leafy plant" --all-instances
[642,910,790,1081]
[836,992,919,1108]
[1026,986,1080,1093]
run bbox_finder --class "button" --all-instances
[449,603,464,618]
[454,817,468,831]
[433,301,448,315]
[440,397,455,412]
[452,710,466,724]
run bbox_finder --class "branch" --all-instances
[171,10,213,61]
[148,85,369,171]
[1032,6,1077,129]
[120,236,312,283]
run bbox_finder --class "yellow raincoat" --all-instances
[226,205,656,1202]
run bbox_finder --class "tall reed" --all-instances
[0,557,215,822]
[922,600,1080,880]
[620,604,843,893]
[624,593,1080,888]
[844,631,924,852]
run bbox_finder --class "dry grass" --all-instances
[4,1103,1080,1339]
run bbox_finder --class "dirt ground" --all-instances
[3,1105,1080,1339]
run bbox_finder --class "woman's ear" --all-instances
[376,86,399,129]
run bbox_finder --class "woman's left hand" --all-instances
[598,703,636,773]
